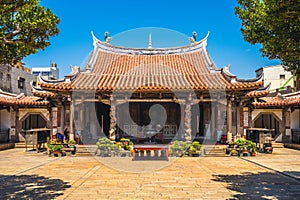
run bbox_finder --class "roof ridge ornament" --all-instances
[104,32,112,43]
[188,32,197,44]
[148,33,152,49]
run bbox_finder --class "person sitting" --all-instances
[56,133,64,143]
[64,128,70,142]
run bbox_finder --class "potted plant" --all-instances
[170,140,190,157]
[188,141,202,156]
[226,141,236,154]
[96,137,120,156]
[47,140,64,157]
[68,140,77,154]
[230,149,239,156]
[247,141,257,156]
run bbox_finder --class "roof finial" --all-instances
[189,32,197,44]
[104,32,112,43]
[148,33,152,49]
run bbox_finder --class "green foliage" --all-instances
[47,139,63,151]
[232,138,257,152]
[0,0,60,64]
[235,138,246,146]
[190,141,202,151]
[170,140,190,152]
[235,0,300,75]
[68,140,76,145]
[188,141,202,153]
[96,137,118,151]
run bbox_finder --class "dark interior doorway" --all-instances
[254,113,280,137]
[96,103,111,137]
[22,114,47,130]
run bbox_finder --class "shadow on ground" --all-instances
[0,174,71,200]
[213,171,300,199]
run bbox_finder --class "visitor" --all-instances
[64,128,70,142]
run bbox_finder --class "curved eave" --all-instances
[32,85,57,98]
[38,75,66,84]
[91,31,210,55]
[254,95,300,108]
[245,83,271,97]
[237,73,264,83]
[225,81,263,91]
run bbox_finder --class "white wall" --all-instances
[262,65,294,91]
[0,109,11,130]
[291,109,300,129]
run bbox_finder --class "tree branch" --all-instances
[1,37,25,44]
[5,24,22,38]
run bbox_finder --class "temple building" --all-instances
[33,32,265,144]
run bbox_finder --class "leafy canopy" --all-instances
[0,0,59,64]
[235,0,300,75]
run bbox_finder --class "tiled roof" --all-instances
[39,51,262,92]
[254,93,300,108]
[0,91,48,106]
[32,88,57,98]
[246,83,271,97]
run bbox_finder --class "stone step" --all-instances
[272,142,285,148]
[0,143,15,151]
[202,145,228,157]
[14,142,26,148]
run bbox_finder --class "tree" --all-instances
[235,0,300,75]
[0,0,59,64]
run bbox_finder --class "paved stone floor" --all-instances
[0,148,300,199]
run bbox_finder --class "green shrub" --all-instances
[190,141,202,151]
[47,139,63,151]
[171,140,190,152]
[68,140,76,145]
[96,137,117,150]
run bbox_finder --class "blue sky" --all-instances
[22,0,280,79]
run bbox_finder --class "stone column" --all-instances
[10,108,17,142]
[227,99,232,142]
[211,101,216,141]
[281,108,288,142]
[57,102,62,133]
[69,100,75,141]
[184,95,192,141]
[60,103,65,132]
[248,107,253,128]
[51,107,58,135]
[109,95,116,141]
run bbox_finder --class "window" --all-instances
[18,77,25,89]
[7,74,11,81]
[280,74,285,80]
[0,72,3,80]
[32,81,37,86]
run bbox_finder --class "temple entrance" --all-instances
[21,114,47,130]
[191,103,211,140]
[117,102,181,142]
[96,103,110,137]
[254,113,280,137]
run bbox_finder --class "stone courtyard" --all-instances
[0,147,300,200]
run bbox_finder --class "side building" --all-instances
[250,65,300,143]
[0,64,51,143]
[0,64,37,96]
